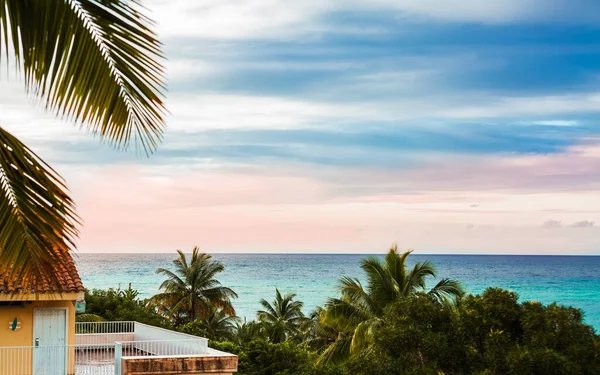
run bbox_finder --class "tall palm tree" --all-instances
[150,247,238,323]
[319,244,464,364]
[257,288,306,343]
[0,1,166,288]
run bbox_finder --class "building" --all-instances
[0,254,238,375]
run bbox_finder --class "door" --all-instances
[33,308,67,375]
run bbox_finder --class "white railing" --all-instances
[118,339,208,358]
[76,322,135,346]
[133,322,209,353]
[76,321,135,334]
[75,321,208,355]
[0,321,209,375]
[0,344,115,375]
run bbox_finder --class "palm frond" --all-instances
[404,261,436,295]
[384,245,411,285]
[338,276,380,317]
[0,127,79,286]
[258,299,279,321]
[318,333,353,365]
[0,0,167,153]
[361,257,398,307]
[428,278,465,304]
[323,297,371,331]
[152,248,236,323]
[350,318,382,356]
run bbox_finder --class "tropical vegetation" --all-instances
[149,247,238,324]
[345,288,600,375]
[78,247,600,375]
[0,0,166,288]
[258,288,307,343]
[318,245,464,364]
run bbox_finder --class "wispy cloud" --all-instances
[542,220,563,228]
[570,220,595,228]
[149,0,600,40]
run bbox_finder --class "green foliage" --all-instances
[0,0,167,152]
[258,289,307,344]
[0,127,79,289]
[214,339,340,375]
[235,318,268,346]
[74,254,600,375]
[150,247,238,324]
[177,307,238,342]
[0,0,166,290]
[75,313,105,323]
[320,244,464,364]
[82,285,171,328]
[351,288,600,375]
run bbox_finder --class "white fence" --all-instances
[133,322,208,353]
[0,321,209,375]
[76,322,135,347]
[74,321,208,354]
[0,344,115,375]
[75,321,135,335]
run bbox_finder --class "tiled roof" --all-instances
[0,252,84,294]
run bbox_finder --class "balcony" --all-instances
[0,321,237,375]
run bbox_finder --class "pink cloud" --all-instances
[70,143,600,254]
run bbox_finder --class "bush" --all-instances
[82,286,171,328]
[211,339,340,375]
[353,288,600,375]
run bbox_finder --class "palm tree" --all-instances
[0,1,166,288]
[179,306,238,341]
[302,306,339,351]
[200,307,238,341]
[233,318,266,346]
[257,288,307,343]
[150,247,238,323]
[319,244,464,364]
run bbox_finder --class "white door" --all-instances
[33,308,67,375]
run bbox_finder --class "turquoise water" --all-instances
[75,254,600,330]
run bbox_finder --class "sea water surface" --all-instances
[75,254,600,330]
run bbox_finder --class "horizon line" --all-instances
[73,252,600,257]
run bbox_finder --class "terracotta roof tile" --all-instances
[0,252,84,294]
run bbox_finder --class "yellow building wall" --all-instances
[0,299,77,374]
[0,300,76,347]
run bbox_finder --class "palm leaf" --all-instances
[0,0,167,153]
[350,317,382,356]
[428,278,465,304]
[384,244,410,281]
[0,0,166,290]
[0,127,79,287]
[404,261,436,295]
[318,333,353,365]
[361,257,398,307]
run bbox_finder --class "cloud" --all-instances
[68,163,600,254]
[541,220,597,229]
[570,220,595,228]
[542,220,562,228]
[148,0,600,41]
[528,120,579,127]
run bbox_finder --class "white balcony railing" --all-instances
[0,321,209,375]
[76,321,135,347]
[74,321,208,353]
[0,344,115,375]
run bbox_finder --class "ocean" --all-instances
[75,253,600,330]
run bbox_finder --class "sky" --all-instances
[2,0,600,254]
